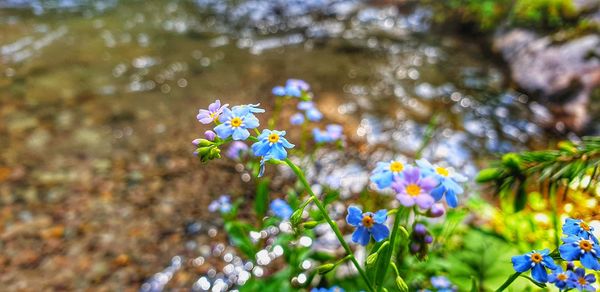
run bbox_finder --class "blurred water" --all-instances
[0,0,574,290]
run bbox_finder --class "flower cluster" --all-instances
[193,100,294,176]
[313,124,343,144]
[371,158,466,210]
[410,223,434,260]
[511,218,599,289]
[272,79,311,99]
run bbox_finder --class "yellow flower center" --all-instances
[268,133,280,143]
[230,117,242,127]
[557,273,567,281]
[362,214,374,228]
[389,161,404,172]
[580,222,591,231]
[436,167,449,177]
[579,240,593,251]
[530,253,542,263]
[579,277,587,285]
[406,184,421,197]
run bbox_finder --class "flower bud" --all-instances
[317,263,336,274]
[566,261,575,271]
[395,276,409,292]
[424,235,433,244]
[410,243,420,253]
[204,130,216,141]
[367,252,378,266]
[428,203,445,218]
[413,223,427,236]
[302,221,319,229]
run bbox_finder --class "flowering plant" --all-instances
[192,79,468,291]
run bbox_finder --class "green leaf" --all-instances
[254,179,270,219]
[475,168,502,183]
[224,222,256,258]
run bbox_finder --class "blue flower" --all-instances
[286,79,310,91]
[251,130,294,177]
[563,218,599,244]
[559,235,600,270]
[270,199,293,220]
[232,103,265,114]
[298,101,315,111]
[290,113,305,125]
[306,108,323,121]
[346,206,389,246]
[548,267,573,289]
[569,268,596,291]
[370,159,408,189]
[511,249,558,283]
[416,159,467,208]
[214,106,261,140]
[310,286,344,292]
[208,195,232,213]
[272,86,286,96]
[312,124,344,144]
[431,276,456,292]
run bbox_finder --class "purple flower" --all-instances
[226,141,248,160]
[392,168,437,209]
[197,99,228,124]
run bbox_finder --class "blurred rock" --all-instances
[494,29,600,131]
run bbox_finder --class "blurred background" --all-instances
[0,0,599,290]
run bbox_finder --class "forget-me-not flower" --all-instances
[563,218,599,244]
[392,167,438,209]
[251,129,294,176]
[548,267,573,289]
[208,195,232,213]
[290,113,305,125]
[370,159,408,189]
[197,99,228,124]
[559,235,600,270]
[569,268,596,291]
[214,105,261,140]
[270,199,293,220]
[346,206,389,246]
[416,159,467,208]
[511,249,558,283]
[310,286,344,292]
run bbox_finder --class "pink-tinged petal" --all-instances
[420,177,439,191]
[396,194,415,207]
[208,100,220,112]
[415,194,434,209]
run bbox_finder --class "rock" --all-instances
[493,29,600,131]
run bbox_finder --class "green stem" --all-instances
[495,272,521,292]
[375,206,405,291]
[284,158,375,292]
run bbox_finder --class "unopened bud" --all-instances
[317,263,336,274]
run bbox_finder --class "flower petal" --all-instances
[373,209,387,224]
[512,255,532,272]
[346,206,363,226]
[371,223,390,242]
[531,263,548,283]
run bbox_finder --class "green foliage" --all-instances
[439,0,581,30]
[254,179,270,218]
[476,136,600,212]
